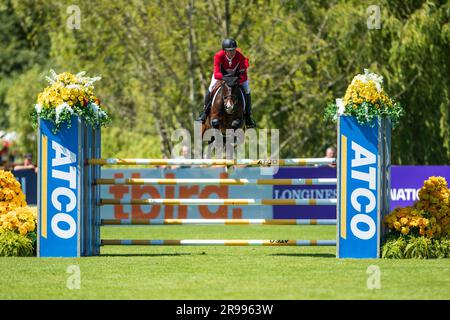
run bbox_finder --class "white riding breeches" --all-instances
[208,74,250,94]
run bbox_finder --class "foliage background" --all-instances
[0,0,449,163]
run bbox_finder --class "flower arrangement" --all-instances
[384,206,435,238]
[0,170,27,215]
[0,206,37,236]
[32,70,111,133]
[324,69,404,126]
[414,176,450,237]
[382,176,450,258]
[0,170,36,256]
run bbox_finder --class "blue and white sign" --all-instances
[338,116,387,258]
[38,117,81,257]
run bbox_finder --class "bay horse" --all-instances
[201,65,245,140]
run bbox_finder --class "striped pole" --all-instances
[95,178,337,186]
[100,198,337,206]
[101,239,337,246]
[88,158,335,167]
[101,218,337,226]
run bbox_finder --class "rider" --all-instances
[196,38,256,128]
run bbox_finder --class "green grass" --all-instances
[1,225,450,299]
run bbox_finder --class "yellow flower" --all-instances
[0,206,37,236]
[401,226,410,235]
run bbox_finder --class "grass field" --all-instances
[1,225,449,299]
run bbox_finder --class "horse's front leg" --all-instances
[210,101,221,130]
[231,117,242,131]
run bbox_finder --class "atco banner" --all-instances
[337,116,390,258]
[38,117,82,257]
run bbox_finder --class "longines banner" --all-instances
[99,166,450,220]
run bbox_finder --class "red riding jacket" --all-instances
[213,49,249,84]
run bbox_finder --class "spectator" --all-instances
[14,153,37,172]
[0,140,9,164]
[175,145,191,169]
[325,146,336,167]
[179,145,190,159]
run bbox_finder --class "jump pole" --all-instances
[101,218,337,226]
[100,239,337,246]
[95,178,337,185]
[37,115,390,258]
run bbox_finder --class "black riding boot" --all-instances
[196,90,212,123]
[244,93,256,128]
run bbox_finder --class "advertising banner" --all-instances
[391,166,450,209]
[100,167,273,220]
[337,116,383,258]
[272,166,337,219]
[38,117,81,257]
[98,166,450,220]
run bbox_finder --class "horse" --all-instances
[201,65,246,141]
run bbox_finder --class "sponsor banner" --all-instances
[38,117,81,257]
[338,116,381,258]
[99,166,450,220]
[391,166,450,209]
[100,167,272,219]
[273,166,337,219]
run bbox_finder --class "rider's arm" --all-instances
[238,56,249,84]
[213,53,223,80]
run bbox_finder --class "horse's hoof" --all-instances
[211,119,220,129]
[231,120,242,130]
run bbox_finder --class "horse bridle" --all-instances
[221,82,238,105]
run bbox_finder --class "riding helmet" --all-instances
[222,38,237,50]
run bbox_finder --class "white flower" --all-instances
[45,76,56,85]
[50,69,58,80]
[76,74,102,88]
[45,69,58,85]
[336,98,345,115]
[364,69,383,92]
[350,69,384,92]
[66,84,81,90]
[90,102,100,113]
[35,104,43,114]
[90,102,104,118]
[55,102,73,122]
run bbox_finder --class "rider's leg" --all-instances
[196,75,217,122]
[242,81,256,128]
[196,90,211,122]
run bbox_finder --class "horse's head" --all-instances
[221,63,242,114]
[222,76,239,114]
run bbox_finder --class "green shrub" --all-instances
[382,236,407,259]
[0,230,34,257]
[382,236,450,259]
[435,238,450,258]
[404,236,433,259]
